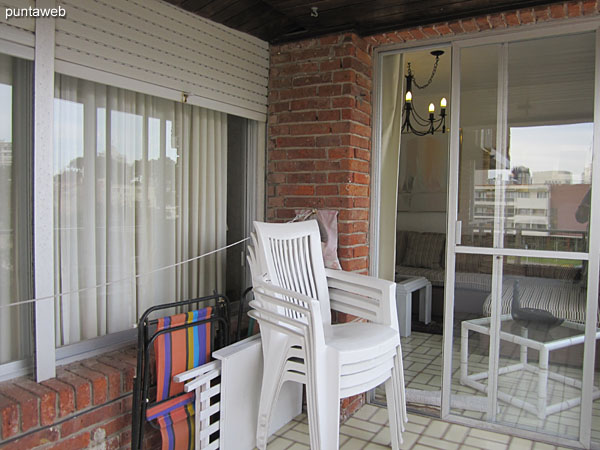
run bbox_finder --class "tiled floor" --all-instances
[265,328,599,449]
[267,403,576,449]
[376,331,600,444]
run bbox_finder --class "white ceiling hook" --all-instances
[310,6,318,17]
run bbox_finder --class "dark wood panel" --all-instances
[281,0,543,30]
[180,0,220,13]
[164,0,559,43]
[238,8,306,41]
[208,0,258,23]
[193,0,241,16]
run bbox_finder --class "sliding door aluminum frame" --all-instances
[442,26,600,449]
[369,18,600,449]
[580,29,600,446]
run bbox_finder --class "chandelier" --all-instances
[402,50,447,136]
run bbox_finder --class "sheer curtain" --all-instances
[378,54,404,281]
[54,74,227,347]
[0,54,33,364]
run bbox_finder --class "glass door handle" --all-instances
[455,221,462,245]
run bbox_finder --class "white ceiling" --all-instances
[388,31,595,127]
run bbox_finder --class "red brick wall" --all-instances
[364,1,597,46]
[0,346,159,450]
[268,33,373,274]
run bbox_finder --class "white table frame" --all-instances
[395,275,432,337]
[460,314,600,419]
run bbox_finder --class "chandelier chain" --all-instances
[407,56,440,90]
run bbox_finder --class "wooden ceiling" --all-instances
[165,0,555,43]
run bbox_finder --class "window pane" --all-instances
[503,33,594,252]
[458,44,499,248]
[0,54,33,365]
[54,74,229,347]
[495,256,588,440]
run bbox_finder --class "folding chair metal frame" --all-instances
[132,293,230,450]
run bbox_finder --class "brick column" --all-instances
[268,33,373,274]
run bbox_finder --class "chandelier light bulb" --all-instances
[405,91,412,103]
[429,103,435,113]
[440,97,447,108]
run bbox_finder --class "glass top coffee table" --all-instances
[460,314,600,419]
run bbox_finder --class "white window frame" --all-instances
[0,24,267,383]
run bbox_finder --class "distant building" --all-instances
[550,184,589,234]
[0,141,11,167]
[473,181,550,233]
[532,171,572,185]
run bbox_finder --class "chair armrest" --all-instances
[325,268,398,330]
[173,360,220,384]
[250,279,326,345]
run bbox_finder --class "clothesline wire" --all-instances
[0,210,315,311]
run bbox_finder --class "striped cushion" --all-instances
[455,235,480,274]
[455,272,492,292]
[402,232,445,270]
[146,393,195,450]
[482,278,598,325]
[395,266,445,287]
[147,308,213,450]
[396,230,407,263]
[155,308,213,401]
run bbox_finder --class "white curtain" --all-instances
[53,74,227,346]
[0,55,33,364]
[378,54,404,281]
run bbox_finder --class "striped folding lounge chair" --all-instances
[132,294,229,450]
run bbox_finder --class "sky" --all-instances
[0,85,11,142]
[509,123,593,184]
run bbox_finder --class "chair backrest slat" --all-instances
[254,220,331,325]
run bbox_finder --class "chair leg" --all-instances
[385,376,402,450]
[394,346,408,425]
[386,349,407,450]
[256,359,285,450]
[304,374,318,449]
[310,376,341,450]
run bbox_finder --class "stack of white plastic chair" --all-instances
[247,220,407,450]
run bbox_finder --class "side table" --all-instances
[395,274,432,337]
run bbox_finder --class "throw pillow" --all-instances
[401,232,445,270]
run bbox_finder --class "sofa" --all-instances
[394,230,595,325]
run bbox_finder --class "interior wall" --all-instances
[394,50,451,238]
[396,212,447,233]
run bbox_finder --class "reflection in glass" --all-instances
[459,33,594,256]
[53,74,228,347]
[458,44,499,248]
[493,257,592,439]
[451,255,493,419]
[0,54,33,365]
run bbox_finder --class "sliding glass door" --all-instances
[446,31,599,445]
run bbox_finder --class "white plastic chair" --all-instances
[247,220,407,449]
